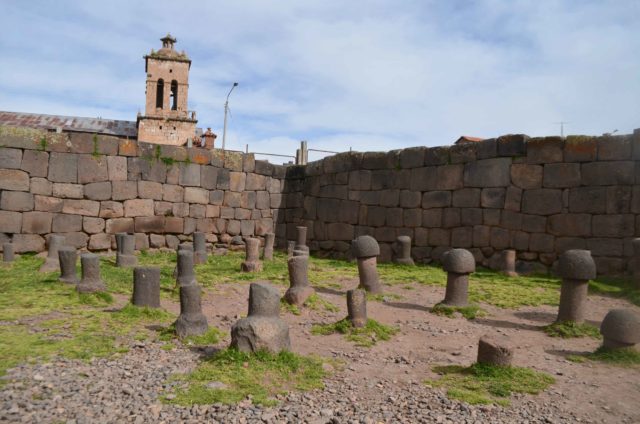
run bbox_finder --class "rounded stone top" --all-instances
[396,235,411,244]
[442,248,476,274]
[600,309,640,345]
[558,249,596,280]
[351,235,380,258]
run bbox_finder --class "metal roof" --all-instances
[0,111,138,137]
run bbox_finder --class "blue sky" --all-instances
[0,1,638,162]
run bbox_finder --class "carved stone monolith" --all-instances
[556,249,596,324]
[176,249,197,287]
[440,248,476,307]
[132,266,161,308]
[231,282,291,353]
[477,335,514,366]
[287,241,295,258]
[240,238,263,272]
[501,250,518,277]
[284,255,314,306]
[352,235,382,294]
[76,253,106,293]
[392,235,414,265]
[599,309,640,350]
[263,233,275,261]
[58,247,78,284]
[116,233,137,268]
[175,283,209,338]
[39,234,65,272]
[294,226,309,256]
[347,289,367,328]
[3,243,14,263]
[193,232,208,264]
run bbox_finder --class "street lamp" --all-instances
[222,82,239,151]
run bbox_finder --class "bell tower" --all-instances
[137,34,198,145]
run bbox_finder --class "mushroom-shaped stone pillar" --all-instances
[599,309,640,350]
[263,233,275,261]
[633,239,640,289]
[193,232,208,264]
[556,249,596,324]
[441,248,476,307]
[352,235,382,294]
[392,235,414,265]
[176,250,197,287]
[295,226,309,255]
[39,234,65,272]
[284,254,314,306]
[3,243,14,263]
[58,247,79,284]
[347,289,367,328]
[76,253,106,293]
[116,233,137,268]
[175,284,209,338]
[287,241,296,258]
[501,249,518,277]
[240,238,263,272]
[132,266,161,308]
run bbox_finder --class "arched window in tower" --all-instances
[170,80,178,110]
[156,79,164,109]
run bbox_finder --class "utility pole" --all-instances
[222,82,239,151]
[554,121,569,139]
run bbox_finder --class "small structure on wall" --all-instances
[137,34,199,146]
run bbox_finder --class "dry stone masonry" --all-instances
[231,282,291,353]
[1,126,640,276]
[556,249,596,323]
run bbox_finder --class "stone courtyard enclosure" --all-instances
[1,249,639,423]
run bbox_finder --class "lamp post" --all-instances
[222,82,239,151]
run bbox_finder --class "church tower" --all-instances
[137,34,198,145]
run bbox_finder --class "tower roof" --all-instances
[144,33,190,70]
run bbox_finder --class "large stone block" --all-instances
[0,169,30,191]
[34,195,63,212]
[521,189,562,216]
[592,215,634,237]
[526,137,563,163]
[450,143,477,164]
[99,201,124,218]
[442,208,461,228]
[543,163,580,188]
[124,199,154,217]
[490,227,510,249]
[428,228,450,246]
[163,184,184,202]
[179,163,201,186]
[47,152,77,183]
[106,156,127,181]
[480,188,505,208]
[399,147,426,168]
[403,208,421,227]
[59,231,89,249]
[30,177,52,195]
[137,181,163,200]
[348,170,372,190]
[135,216,166,233]
[0,147,22,169]
[12,234,45,253]
[83,217,105,234]
[564,135,597,162]
[326,223,355,241]
[598,135,632,160]
[607,186,631,214]
[62,199,100,216]
[473,225,490,246]
[0,211,22,233]
[77,155,108,183]
[424,147,450,165]
[548,214,591,237]
[184,187,209,204]
[451,227,473,247]
[422,209,442,227]
[1,191,33,211]
[52,213,83,232]
[84,182,111,200]
[452,188,480,207]
[463,158,511,187]
[497,134,528,156]
[385,207,403,227]
[105,217,134,234]
[52,183,83,199]
[229,171,246,192]
[460,208,482,226]
[379,189,400,207]
[200,166,218,190]
[111,181,137,200]
[21,150,49,177]
[587,238,623,257]
[245,173,266,191]
[529,233,554,253]
[88,233,112,250]
[22,211,52,234]
[434,165,464,190]
[422,191,451,209]
[500,210,522,230]
[581,161,634,186]
[568,187,607,213]
[510,164,542,189]
[522,214,546,233]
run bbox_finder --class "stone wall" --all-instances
[0,125,284,253]
[279,131,640,275]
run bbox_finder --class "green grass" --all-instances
[568,346,640,366]
[281,293,340,316]
[427,363,555,406]
[183,328,224,346]
[167,348,327,406]
[311,318,399,347]
[543,321,601,339]
[431,303,484,320]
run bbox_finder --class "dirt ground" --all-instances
[153,275,640,424]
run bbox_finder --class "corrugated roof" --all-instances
[0,111,138,137]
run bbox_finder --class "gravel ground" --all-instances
[0,341,585,424]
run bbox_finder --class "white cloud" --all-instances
[0,0,638,160]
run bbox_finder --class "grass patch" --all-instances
[111,303,174,324]
[167,348,327,406]
[427,363,555,406]
[543,321,601,339]
[78,291,114,305]
[569,346,640,367]
[281,293,340,316]
[183,328,224,346]
[311,318,398,347]
[431,303,484,320]
[366,292,402,302]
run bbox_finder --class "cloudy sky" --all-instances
[0,1,638,162]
